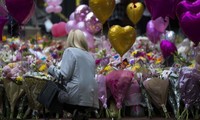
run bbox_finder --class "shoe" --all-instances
[72,109,89,120]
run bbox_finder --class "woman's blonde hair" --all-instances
[66,29,88,51]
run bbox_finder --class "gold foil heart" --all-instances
[126,2,144,25]
[89,0,115,24]
[108,25,136,57]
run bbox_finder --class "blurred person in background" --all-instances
[46,29,99,120]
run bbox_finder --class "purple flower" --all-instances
[160,40,177,58]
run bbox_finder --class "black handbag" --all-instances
[37,80,63,113]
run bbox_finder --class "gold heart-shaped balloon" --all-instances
[89,0,115,24]
[108,25,136,57]
[126,2,144,25]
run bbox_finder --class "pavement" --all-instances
[29,117,176,120]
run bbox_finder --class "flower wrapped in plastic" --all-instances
[96,74,109,117]
[178,67,200,120]
[22,72,53,110]
[124,80,144,117]
[134,67,154,118]
[161,66,181,118]
[106,70,134,119]
[143,77,170,118]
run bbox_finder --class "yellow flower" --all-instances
[2,36,7,42]
[132,63,141,71]
[189,60,195,68]
[16,76,23,82]
[146,52,153,57]
[155,57,163,64]
[39,64,47,72]
[8,63,16,68]
[131,50,138,56]
[38,44,43,49]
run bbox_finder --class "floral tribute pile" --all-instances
[0,33,199,120]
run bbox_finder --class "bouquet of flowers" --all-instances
[106,70,134,119]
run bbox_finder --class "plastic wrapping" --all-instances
[3,78,25,119]
[143,77,170,118]
[23,73,50,110]
[97,74,108,108]
[178,67,200,120]
[106,70,134,109]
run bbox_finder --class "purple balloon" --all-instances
[0,4,8,16]
[179,11,200,46]
[5,0,35,25]
[0,16,8,42]
[65,20,77,33]
[176,0,200,46]
[74,4,91,22]
[69,12,75,20]
[75,21,86,31]
[84,12,102,34]
[146,20,162,44]
[176,0,200,19]
[160,40,177,59]
[152,17,169,33]
[144,0,180,20]
[83,31,95,49]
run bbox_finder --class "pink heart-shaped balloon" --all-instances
[179,11,200,45]
[144,0,180,20]
[176,0,200,19]
[51,22,67,37]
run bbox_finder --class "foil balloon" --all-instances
[0,16,8,42]
[152,17,169,33]
[89,0,115,24]
[176,0,200,19]
[161,31,176,43]
[0,3,8,16]
[126,2,144,25]
[74,4,91,22]
[75,21,86,31]
[160,40,177,59]
[146,20,162,44]
[83,31,95,50]
[144,0,180,20]
[5,0,35,25]
[84,12,102,34]
[65,20,76,33]
[45,0,63,13]
[51,22,67,37]
[69,12,75,20]
[177,0,200,46]
[108,25,136,57]
[179,12,200,46]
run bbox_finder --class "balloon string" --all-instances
[10,17,13,37]
[132,0,138,3]
[56,13,68,22]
